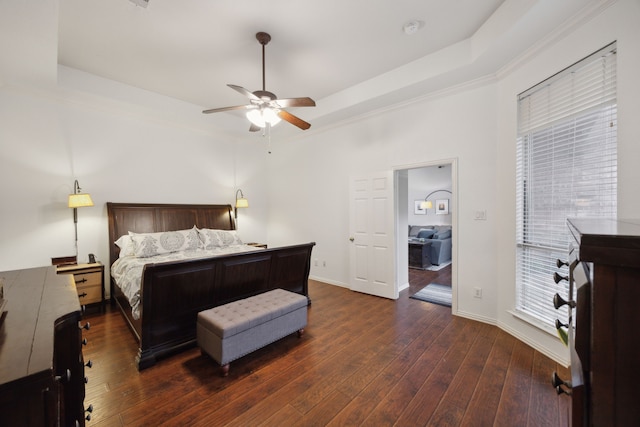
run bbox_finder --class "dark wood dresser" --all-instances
[554,218,640,426]
[0,266,91,426]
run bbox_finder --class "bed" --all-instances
[106,202,315,370]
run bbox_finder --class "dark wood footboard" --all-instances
[135,243,314,370]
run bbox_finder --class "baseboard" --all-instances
[454,310,497,326]
[308,275,349,288]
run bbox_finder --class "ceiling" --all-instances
[2,1,596,138]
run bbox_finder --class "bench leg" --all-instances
[220,364,230,377]
[297,328,305,338]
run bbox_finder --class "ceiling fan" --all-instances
[202,32,316,132]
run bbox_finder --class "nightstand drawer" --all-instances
[77,283,102,304]
[74,270,101,288]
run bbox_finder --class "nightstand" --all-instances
[57,262,105,312]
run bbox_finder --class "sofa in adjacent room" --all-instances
[408,225,452,265]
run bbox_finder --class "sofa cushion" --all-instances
[434,229,452,240]
[417,229,436,239]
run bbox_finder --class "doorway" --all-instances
[394,159,457,312]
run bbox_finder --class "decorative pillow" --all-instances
[115,235,135,258]
[434,229,452,240]
[197,228,243,249]
[130,227,200,258]
[417,229,436,239]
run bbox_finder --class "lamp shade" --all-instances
[68,193,94,208]
[420,200,433,210]
[235,197,249,208]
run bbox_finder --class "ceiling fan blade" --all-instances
[228,84,263,102]
[270,97,316,109]
[277,110,311,130]
[202,104,256,114]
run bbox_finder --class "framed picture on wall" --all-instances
[414,200,426,215]
[436,199,449,215]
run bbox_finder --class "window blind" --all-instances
[515,43,617,330]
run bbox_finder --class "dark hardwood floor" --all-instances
[83,272,570,426]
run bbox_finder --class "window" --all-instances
[515,43,617,331]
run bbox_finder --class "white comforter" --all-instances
[111,245,263,320]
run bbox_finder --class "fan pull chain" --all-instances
[267,122,272,154]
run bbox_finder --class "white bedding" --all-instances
[111,245,263,320]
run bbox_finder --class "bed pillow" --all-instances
[115,235,136,258]
[197,228,243,249]
[130,227,200,258]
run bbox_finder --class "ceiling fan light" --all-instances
[246,108,281,128]
[263,108,281,125]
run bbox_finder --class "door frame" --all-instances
[393,157,458,313]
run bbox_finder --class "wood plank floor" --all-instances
[83,269,570,426]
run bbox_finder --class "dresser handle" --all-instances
[80,322,90,330]
[79,292,87,298]
[85,360,93,368]
[552,371,572,395]
[77,278,87,284]
[553,293,576,309]
[555,319,569,329]
[556,259,569,268]
[553,272,569,283]
[55,369,71,383]
[82,338,88,346]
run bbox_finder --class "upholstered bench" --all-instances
[197,288,308,376]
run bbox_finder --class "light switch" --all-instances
[474,210,487,220]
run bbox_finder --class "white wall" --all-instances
[0,70,270,281]
[267,83,499,320]
[493,0,640,363]
[267,0,640,363]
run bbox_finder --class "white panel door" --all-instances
[349,171,397,299]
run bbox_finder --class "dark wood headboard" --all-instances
[106,202,235,267]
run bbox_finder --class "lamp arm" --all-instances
[423,189,452,202]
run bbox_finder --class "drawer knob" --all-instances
[85,360,93,368]
[85,404,93,414]
[82,338,88,346]
[84,376,89,384]
[79,292,87,298]
[80,322,90,330]
[553,293,576,309]
[556,259,569,268]
[553,272,569,284]
[552,371,572,395]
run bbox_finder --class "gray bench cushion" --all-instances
[197,288,307,339]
